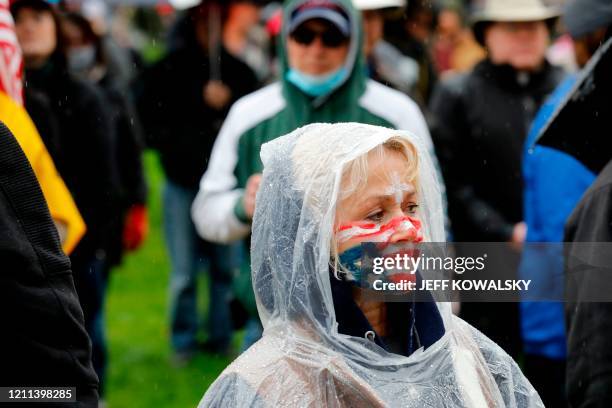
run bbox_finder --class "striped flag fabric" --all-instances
[0,0,23,105]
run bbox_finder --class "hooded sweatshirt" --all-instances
[192,0,436,246]
[192,0,441,316]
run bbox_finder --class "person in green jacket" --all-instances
[192,0,440,348]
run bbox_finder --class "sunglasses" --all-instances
[290,25,348,48]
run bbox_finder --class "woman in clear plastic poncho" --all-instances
[199,123,543,407]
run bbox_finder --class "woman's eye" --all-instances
[404,204,419,215]
[365,211,384,222]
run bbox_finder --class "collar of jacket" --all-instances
[24,54,69,92]
[329,269,445,356]
[474,58,562,94]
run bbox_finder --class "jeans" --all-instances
[72,253,108,396]
[164,180,241,353]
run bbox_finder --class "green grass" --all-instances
[105,152,232,407]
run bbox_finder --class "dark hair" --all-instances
[11,0,67,67]
[189,1,230,25]
[168,2,230,51]
[10,0,52,16]
[61,12,105,66]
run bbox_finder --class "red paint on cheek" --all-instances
[337,216,423,243]
[337,221,377,231]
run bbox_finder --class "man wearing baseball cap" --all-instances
[192,0,441,349]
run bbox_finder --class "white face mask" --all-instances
[67,45,96,73]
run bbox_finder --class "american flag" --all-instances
[0,0,23,105]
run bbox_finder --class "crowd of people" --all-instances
[1,0,611,406]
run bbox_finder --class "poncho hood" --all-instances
[200,123,544,407]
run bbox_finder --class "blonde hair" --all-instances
[331,136,419,276]
[339,136,419,200]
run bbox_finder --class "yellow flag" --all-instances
[0,91,86,254]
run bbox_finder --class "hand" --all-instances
[53,220,68,246]
[510,221,527,251]
[123,204,149,251]
[203,80,232,110]
[243,173,262,220]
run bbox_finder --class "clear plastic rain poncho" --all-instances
[199,123,543,407]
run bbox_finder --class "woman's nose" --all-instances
[388,227,419,244]
[387,207,405,220]
[386,209,419,243]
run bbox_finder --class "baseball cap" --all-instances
[289,0,351,36]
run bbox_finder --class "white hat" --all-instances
[352,0,405,11]
[169,0,201,11]
[471,0,560,45]
[471,0,561,24]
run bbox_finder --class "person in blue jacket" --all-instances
[520,73,595,407]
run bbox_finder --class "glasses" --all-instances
[290,26,348,48]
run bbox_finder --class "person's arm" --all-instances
[191,104,251,244]
[30,136,86,254]
[2,92,86,254]
[113,88,147,206]
[135,60,174,151]
[74,83,121,249]
[429,77,514,241]
[110,87,148,250]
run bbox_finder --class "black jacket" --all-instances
[24,57,120,262]
[100,73,147,208]
[430,60,564,241]
[330,272,445,356]
[99,72,147,266]
[565,159,612,408]
[138,45,258,188]
[0,122,99,406]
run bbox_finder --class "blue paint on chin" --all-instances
[337,245,364,285]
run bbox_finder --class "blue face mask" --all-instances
[286,67,347,97]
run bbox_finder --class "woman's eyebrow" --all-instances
[352,178,416,204]
[382,189,416,203]
[354,195,380,210]
[401,189,417,200]
[353,190,417,211]
[348,193,384,215]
